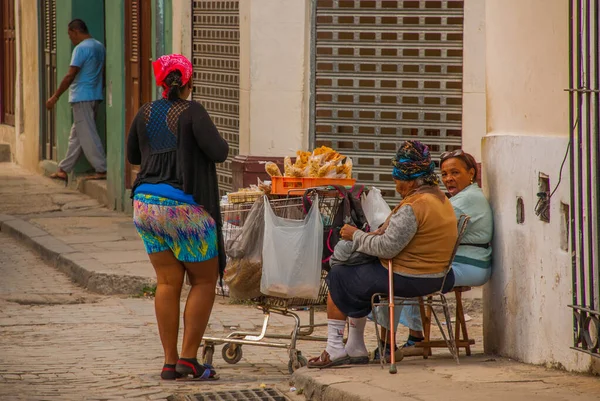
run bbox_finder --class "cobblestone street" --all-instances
[0,232,329,400]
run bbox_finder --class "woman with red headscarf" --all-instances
[126,54,228,381]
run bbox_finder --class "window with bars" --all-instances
[41,0,58,160]
[1,0,16,126]
[568,0,600,358]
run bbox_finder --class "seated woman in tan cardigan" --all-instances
[308,140,458,369]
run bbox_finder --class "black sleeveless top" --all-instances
[126,98,229,275]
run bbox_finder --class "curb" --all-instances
[0,214,155,295]
[291,370,366,401]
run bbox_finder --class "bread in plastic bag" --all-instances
[224,199,265,300]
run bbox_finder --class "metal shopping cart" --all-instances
[203,188,344,373]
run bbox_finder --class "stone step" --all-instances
[0,143,11,162]
[78,177,109,208]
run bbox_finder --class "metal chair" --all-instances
[371,214,470,373]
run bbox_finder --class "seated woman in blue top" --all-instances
[373,150,493,361]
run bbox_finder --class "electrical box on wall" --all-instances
[536,173,550,223]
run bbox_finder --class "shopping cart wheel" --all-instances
[221,343,243,364]
[287,352,308,374]
[202,343,215,366]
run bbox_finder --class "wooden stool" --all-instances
[415,286,475,358]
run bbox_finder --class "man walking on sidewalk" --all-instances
[46,19,107,181]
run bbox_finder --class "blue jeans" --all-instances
[372,262,491,332]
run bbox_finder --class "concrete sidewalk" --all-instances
[0,163,154,295]
[292,355,600,401]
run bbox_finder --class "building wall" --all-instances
[482,0,598,374]
[16,0,41,171]
[461,0,486,162]
[104,1,126,211]
[171,0,191,60]
[239,0,312,157]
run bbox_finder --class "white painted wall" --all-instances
[461,0,486,162]
[482,0,598,373]
[171,0,192,61]
[239,0,311,156]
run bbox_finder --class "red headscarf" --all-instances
[152,54,193,99]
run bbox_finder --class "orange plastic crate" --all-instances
[271,176,356,195]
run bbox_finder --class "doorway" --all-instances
[124,0,153,189]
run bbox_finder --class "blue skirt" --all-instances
[326,261,455,318]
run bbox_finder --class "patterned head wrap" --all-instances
[152,54,193,99]
[392,140,439,186]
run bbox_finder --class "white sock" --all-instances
[345,317,368,357]
[325,319,347,360]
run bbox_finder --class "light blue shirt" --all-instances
[451,183,494,269]
[69,38,105,103]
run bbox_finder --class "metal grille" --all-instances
[1,0,16,126]
[313,0,464,201]
[41,0,57,160]
[569,0,600,358]
[192,0,240,195]
[187,388,285,401]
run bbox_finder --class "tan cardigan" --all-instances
[382,186,457,276]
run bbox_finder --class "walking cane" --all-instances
[388,259,397,374]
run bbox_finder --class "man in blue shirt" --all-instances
[47,19,107,181]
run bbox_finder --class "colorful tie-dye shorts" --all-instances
[133,194,218,263]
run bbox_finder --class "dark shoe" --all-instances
[371,341,397,362]
[161,364,183,380]
[175,358,219,381]
[401,336,425,357]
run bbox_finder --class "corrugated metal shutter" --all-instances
[41,0,57,160]
[191,0,240,195]
[314,0,464,201]
[1,0,16,126]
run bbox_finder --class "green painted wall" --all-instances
[104,1,126,211]
[152,0,173,100]
[55,0,106,174]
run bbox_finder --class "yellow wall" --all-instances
[14,0,41,171]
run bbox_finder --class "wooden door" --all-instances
[41,0,57,160]
[125,0,153,189]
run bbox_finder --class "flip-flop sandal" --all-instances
[49,172,67,181]
[175,359,219,381]
[49,172,68,187]
[348,355,369,365]
[307,350,351,369]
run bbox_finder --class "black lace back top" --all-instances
[126,98,229,275]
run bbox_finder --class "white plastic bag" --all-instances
[362,187,391,230]
[261,196,323,299]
